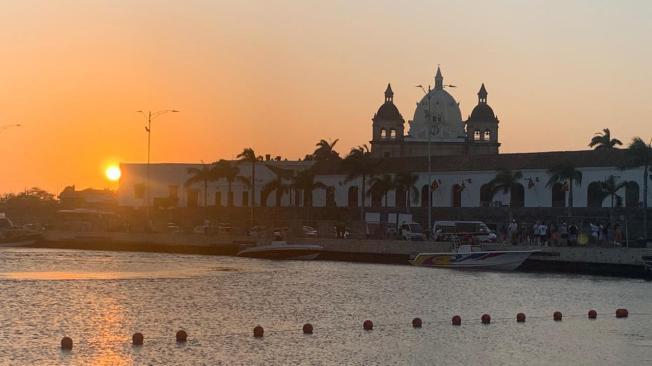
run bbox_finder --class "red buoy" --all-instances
[60,337,73,350]
[302,323,313,334]
[553,311,562,321]
[176,330,187,343]
[481,314,491,324]
[253,325,264,338]
[451,315,461,326]
[363,320,373,331]
[616,308,629,318]
[516,313,526,323]
[588,310,597,319]
[132,332,144,346]
[412,318,422,328]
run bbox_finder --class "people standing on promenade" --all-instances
[508,219,518,245]
[614,224,624,247]
[568,224,578,246]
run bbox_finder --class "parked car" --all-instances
[399,223,426,241]
[432,220,494,242]
[166,223,181,233]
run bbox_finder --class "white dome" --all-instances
[407,68,466,141]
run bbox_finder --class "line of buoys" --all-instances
[132,332,144,346]
[59,308,640,349]
[176,330,187,343]
[60,337,73,350]
[363,320,373,331]
[616,308,628,318]
[451,315,462,326]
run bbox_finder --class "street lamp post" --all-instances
[137,110,179,221]
[416,85,433,238]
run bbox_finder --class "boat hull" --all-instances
[237,245,322,260]
[409,250,538,271]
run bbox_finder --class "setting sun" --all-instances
[105,165,121,182]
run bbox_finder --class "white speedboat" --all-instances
[409,245,538,271]
[237,241,322,260]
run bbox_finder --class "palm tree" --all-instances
[601,175,627,209]
[367,174,395,209]
[312,138,341,162]
[342,144,380,220]
[262,164,294,208]
[237,148,262,208]
[621,137,652,240]
[213,160,240,207]
[394,172,419,234]
[546,163,583,217]
[589,128,622,149]
[291,168,327,218]
[487,169,523,222]
[184,163,216,207]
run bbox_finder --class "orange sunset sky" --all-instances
[1,0,651,194]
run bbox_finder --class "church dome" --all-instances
[375,102,403,120]
[469,103,495,121]
[408,67,465,141]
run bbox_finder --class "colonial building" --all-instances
[117,67,649,212]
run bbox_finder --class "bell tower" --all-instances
[371,83,405,157]
[466,83,500,154]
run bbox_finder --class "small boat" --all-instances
[409,244,538,271]
[237,241,322,260]
[0,214,41,247]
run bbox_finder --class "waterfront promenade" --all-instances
[36,231,652,277]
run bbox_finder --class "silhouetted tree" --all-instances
[488,169,523,221]
[184,164,215,207]
[621,137,652,239]
[342,144,380,220]
[237,148,263,208]
[213,160,240,207]
[547,163,583,217]
[589,128,622,150]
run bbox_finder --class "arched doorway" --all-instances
[626,182,640,208]
[421,185,429,208]
[395,187,406,208]
[587,182,604,208]
[510,183,525,208]
[371,190,382,208]
[551,183,565,208]
[451,184,462,208]
[326,187,336,208]
[480,184,493,207]
[347,186,359,208]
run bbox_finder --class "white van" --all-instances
[432,221,496,243]
[399,223,426,241]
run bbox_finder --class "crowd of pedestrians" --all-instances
[501,219,626,247]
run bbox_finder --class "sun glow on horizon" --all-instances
[105,165,121,182]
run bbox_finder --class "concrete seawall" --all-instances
[37,231,652,277]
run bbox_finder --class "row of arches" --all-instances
[343,181,642,208]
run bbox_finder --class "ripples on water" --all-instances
[0,248,650,365]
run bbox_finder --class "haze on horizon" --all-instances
[1,0,651,194]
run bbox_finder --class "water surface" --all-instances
[0,248,650,365]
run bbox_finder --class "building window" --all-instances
[480,183,492,207]
[168,185,178,199]
[483,130,491,141]
[626,182,639,207]
[473,130,481,141]
[242,191,249,207]
[134,184,145,199]
[587,182,604,208]
[348,186,359,208]
[326,187,336,207]
[451,184,462,208]
[552,183,565,208]
[510,184,525,208]
[380,129,387,139]
[215,191,222,206]
[187,189,199,208]
[390,129,397,139]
